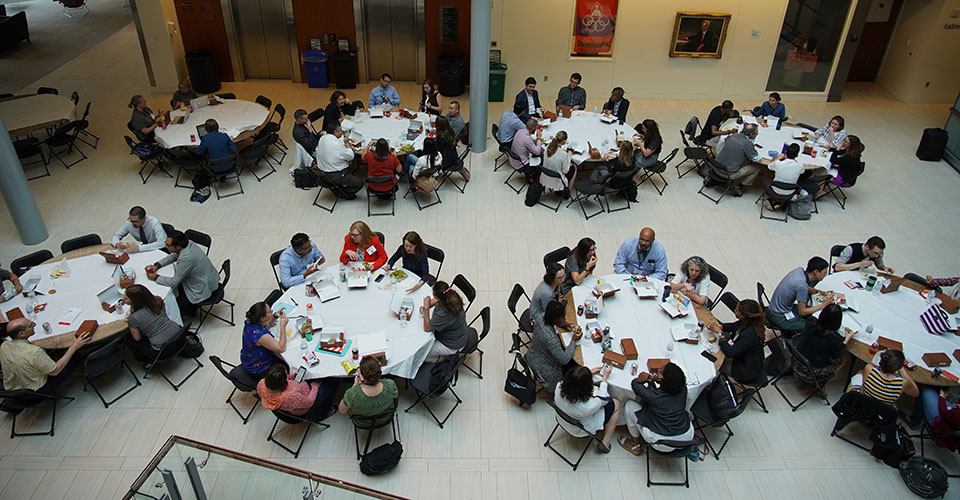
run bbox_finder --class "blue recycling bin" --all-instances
[302,50,329,89]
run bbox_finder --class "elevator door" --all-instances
[233,0,292,79]
[363,0,419,81]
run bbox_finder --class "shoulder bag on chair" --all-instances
[504,353,537,405]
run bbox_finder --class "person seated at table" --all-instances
[706,299,767,387]
[669,256,711,307]
[339,355,399,417]
[0,318,90,394]
[279,232,325,289]
[604,141,639,201]
[602,87,629,125]
[445,100,466,140]
[146,230,220,318]
[527,300,580,393]
[257,361,338,421]
[613,227,668,280]
[712,123,762,197]
[361,138,402,193]
[292,109,321,156]
[419,79,443,116]
[556,364,620,453]
[340,220,388,270]
[421,280,469,363]
[404,137,444,184]
[128,94,162,143]
[385,230,429,292]
[618,362,697,457]
[170,79,199,109]
[315,123,363,199]
[435,116,469,180]
[913,386,960,451]
[368,73,401,109]
[764,143,805,211]
[0,262,23,301]
[111,206,167,253]
[532,263,565,326]
[768,256,833,333]
[833,236,894,273]
[561,237,597,295]
[510,119,542,174]
[819,135,864,194]
[516,77,542,121]
[497,101,527,147]
[122,284,183,364]
[241,301,288,380]
[195,118,237,165]
[698,99,735,147]
[793,303,855,380]
[814,115,848,150]
[541,131,576,195]
[847,349,918,406]
[633,118,663,169]
[322,91,358,134]
[925,276,960,299]
[556,72,586,111]
[748,92,790,121]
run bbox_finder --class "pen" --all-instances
[290,297,299,306]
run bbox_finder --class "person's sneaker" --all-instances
[731,185,743,197]
[764,200,775,211]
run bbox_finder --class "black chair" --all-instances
[646,437,705,487]
[239,133,276,182]
[904,272,940,293]
[258,105,288,165]
[60,233,102,254]
[164,148,203,189]
[255,95,272,110]
[270,249,285,290]
[0,390,74,438]
[216,93,236,99]
[452,274,476,314]
[351,398,399,459]
[307,107,324,124]
[757,178,798,223]
[365,176,397,217]
[70,90,79,105]
[438,157,468,194]
[13,137,50,180]
[697,158,735,204]
[82,337,141,408]
[144,325,203,391]
[691,385,755,459]
[312,170,352,213]
[209,355,260,424]
[208,155,243,199]
[543,247,570,268]
[748,335,793,413]
[604,166,640,213]
[830,390,898,453]
[404,353,467,428]
[264,289,282,306]
[404,166,443,210]
[425,244,445,285]
[374,232,385,246]
[756,281,786,338]
[502,149,531,195]
[816,161,864,210]
[460,306,490,380]
[44,121,87,168]
[11,250,54,275]
[543,399,606,471]
[37,87,58,95]
[795,122,818,132]
[184,229,211,255]
[195,260,236,332]
[161,223,176,238]
[635,147,677,196]
[536,165,565,212]
[124,136,170,184]
[75,101,100,150]
[677,129,709,178]
[774,337,835,411]
[828,244,845,273]
[491,123,510,171]
[268,409,331,458]
[566,172,609,220]
[507,284,534,347]
[707,266,728,311]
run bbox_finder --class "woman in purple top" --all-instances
[241,302,288,379]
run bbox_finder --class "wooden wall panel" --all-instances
[291,0,357,84]
[425,0,471,83]
[173,0,234,82]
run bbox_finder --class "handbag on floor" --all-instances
[899,456,949,498]
[359,441,403,475]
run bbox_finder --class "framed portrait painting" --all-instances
[669,12,731,59]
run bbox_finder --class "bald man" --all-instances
[613,227,668,280]
[0,318,89,393]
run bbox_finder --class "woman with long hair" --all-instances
[633,118,663,169]
[526,301,581,393]
[339,220,388,270]
[814,115,847,150]
[322,90,351,133]
[421,280,469,362]
[668,256,711,306]
[434,115,468,180]
[541,130,576,193]
[257,360,338,421]
[706,299,767,386]
[561,237,597,295]
[532,262,565,325]
[605,140,638,201]
[555,365,620,453]
[385,230,429,292]
[240,301,288,379]
[419,79,443,115]
[407,137,444,183]
[123,284,182,363]
[618,362,697,457]
[795,303,855,380]
[362,138,401,192]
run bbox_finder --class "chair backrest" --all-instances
[679,129,692,148]
[719,291,740,316]
[209,355,258,392]
[366,176,395,191]
[708,266,728,310]
[80,101,91,121]
[217,93,236,99]
[468,306,491,348]
[165,148,201,165]
[209,155,237,172]
[255,95,272,109]
[184,229,211,255]
[11,249,54,275]
[545,399,591,437]
[782,336,827,383]
[756,282,772,313]
[767,179,799,197]
[83,336,124,378]
[764,337,792,378]
[0,389,52,412]
[374,232,385,246]
[308,107,324,123]
[684,116,700,141]
[219,259,232,289]
[452,274,476,312]
[156,324,192,362]
[273,409,305,424]
[828,244,845,273]
[48,121,80,142]
[706,157,731,179]
[426,245,444,278]
[60,233,102,254]
[424,353,466,395]
[70,91,79,105]
[650,437,705,455]
[543,247,570,268]
[161,223,176,237]
[351,398,398,430]
[491,123,503,146]
[274,103,286,125]
[269,249,284,290]
[37,87,58,95]
[264,289,282,306]
[659,147,679,167]
[507,283,529,317]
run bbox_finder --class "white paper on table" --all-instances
[224,128,241,139]
[659,299,686,318]
[347,273,368,289]
[316,281,340,302]
[57,308,82,326]
[741,115,758,125]
[355,331,388,357]
[671,323,694,341]
[308,312,324,330]
[369,108,384,118]
[22,277,40,294]
[389,294,414,315]
[633,283,658,298]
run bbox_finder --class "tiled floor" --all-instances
[2,22,960,500]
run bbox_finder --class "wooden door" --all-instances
[174,0,234,82]
[847,0,902,82]
[424,0,470,83]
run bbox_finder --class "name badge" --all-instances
[366,245,377,256]
[784,311,796,320]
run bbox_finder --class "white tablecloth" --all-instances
[541,111,635,164]
[564,274,717,409]
[341,110,432,152]
[0,94,76,135]
[818,271,960,376]
[275,265,435,379]
[722,117,832,169]
[0,250,181,342]
[154,100,269,148]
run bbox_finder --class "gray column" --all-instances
[0,117,48,245]
[468,0,491,153]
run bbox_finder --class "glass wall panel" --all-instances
[766,0,853,92]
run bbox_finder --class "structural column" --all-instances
[468,0,491,153]
[0,117,48,245]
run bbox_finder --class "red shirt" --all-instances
[363,151,400,191]
[339,234,388,270]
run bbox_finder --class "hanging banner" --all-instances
[571,0,618,57]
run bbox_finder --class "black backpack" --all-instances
[504,353,537,405]
[192,169,212,189]
[524,180,544,207]
[293,167,319,189]
[870,422,915,468]
[708,373,738,420]
[359,441,403,475]
[178,333,204,358]
[900,456,949,498]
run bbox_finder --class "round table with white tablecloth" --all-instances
[540,111,635,164]
[272,265,436,380]
[721,116,833,170]
[340,110,432,153]
[154,99,269,149]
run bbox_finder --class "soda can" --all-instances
[577,305,584,316]
[42,322,52,334]
[868,342,880,355]
[603,326,611,337]
[352,347,359,361]
[904,360,917,371]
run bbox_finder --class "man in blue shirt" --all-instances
[368,73,401,109]
[613,227,668,280]
[279,233,325,289]
[195,119,236,161]
[768,256,832,332]
[497,101,526,146]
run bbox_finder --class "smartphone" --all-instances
[700,350,718,363]
[374,274,386,283]
[294,366,306,383]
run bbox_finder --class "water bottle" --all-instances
[666,341,673,353]
[593,106,598,115]
[776,117,784,130]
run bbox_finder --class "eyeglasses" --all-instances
[350,232,361,237]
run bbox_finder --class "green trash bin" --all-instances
[489,62,507,102]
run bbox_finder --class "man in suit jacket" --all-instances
[601,87,630,125]
[515,77,542,122]
[146,230,220,318]
[684,20,715,52]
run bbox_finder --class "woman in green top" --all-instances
[339,356,398,417]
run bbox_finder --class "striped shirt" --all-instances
[860,367,903,406]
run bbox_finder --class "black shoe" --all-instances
[732,185,743,197]
[342,193,358,200]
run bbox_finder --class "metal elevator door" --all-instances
[232,0,292,79]
[363,0,419,81]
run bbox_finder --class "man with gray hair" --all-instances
[445,101,465,140]
[292,108,321,155]
[713,122,762,196]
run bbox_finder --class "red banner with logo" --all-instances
[572,0,618,56]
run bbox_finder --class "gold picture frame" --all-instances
[669,12,731,59]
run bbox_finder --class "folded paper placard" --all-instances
[876,336,903,352]
[938,293,959,315]
[5,307,24,321]
[602,350,626,369]
[953,349,960,363]
[647,358,669,374]
[76,319,98,338]
[99,251,130,265]
[558,105,572,118]
[542,110,558,122]
[621,338,638,360]
[922,352,952,368]
[880,278,903,294]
